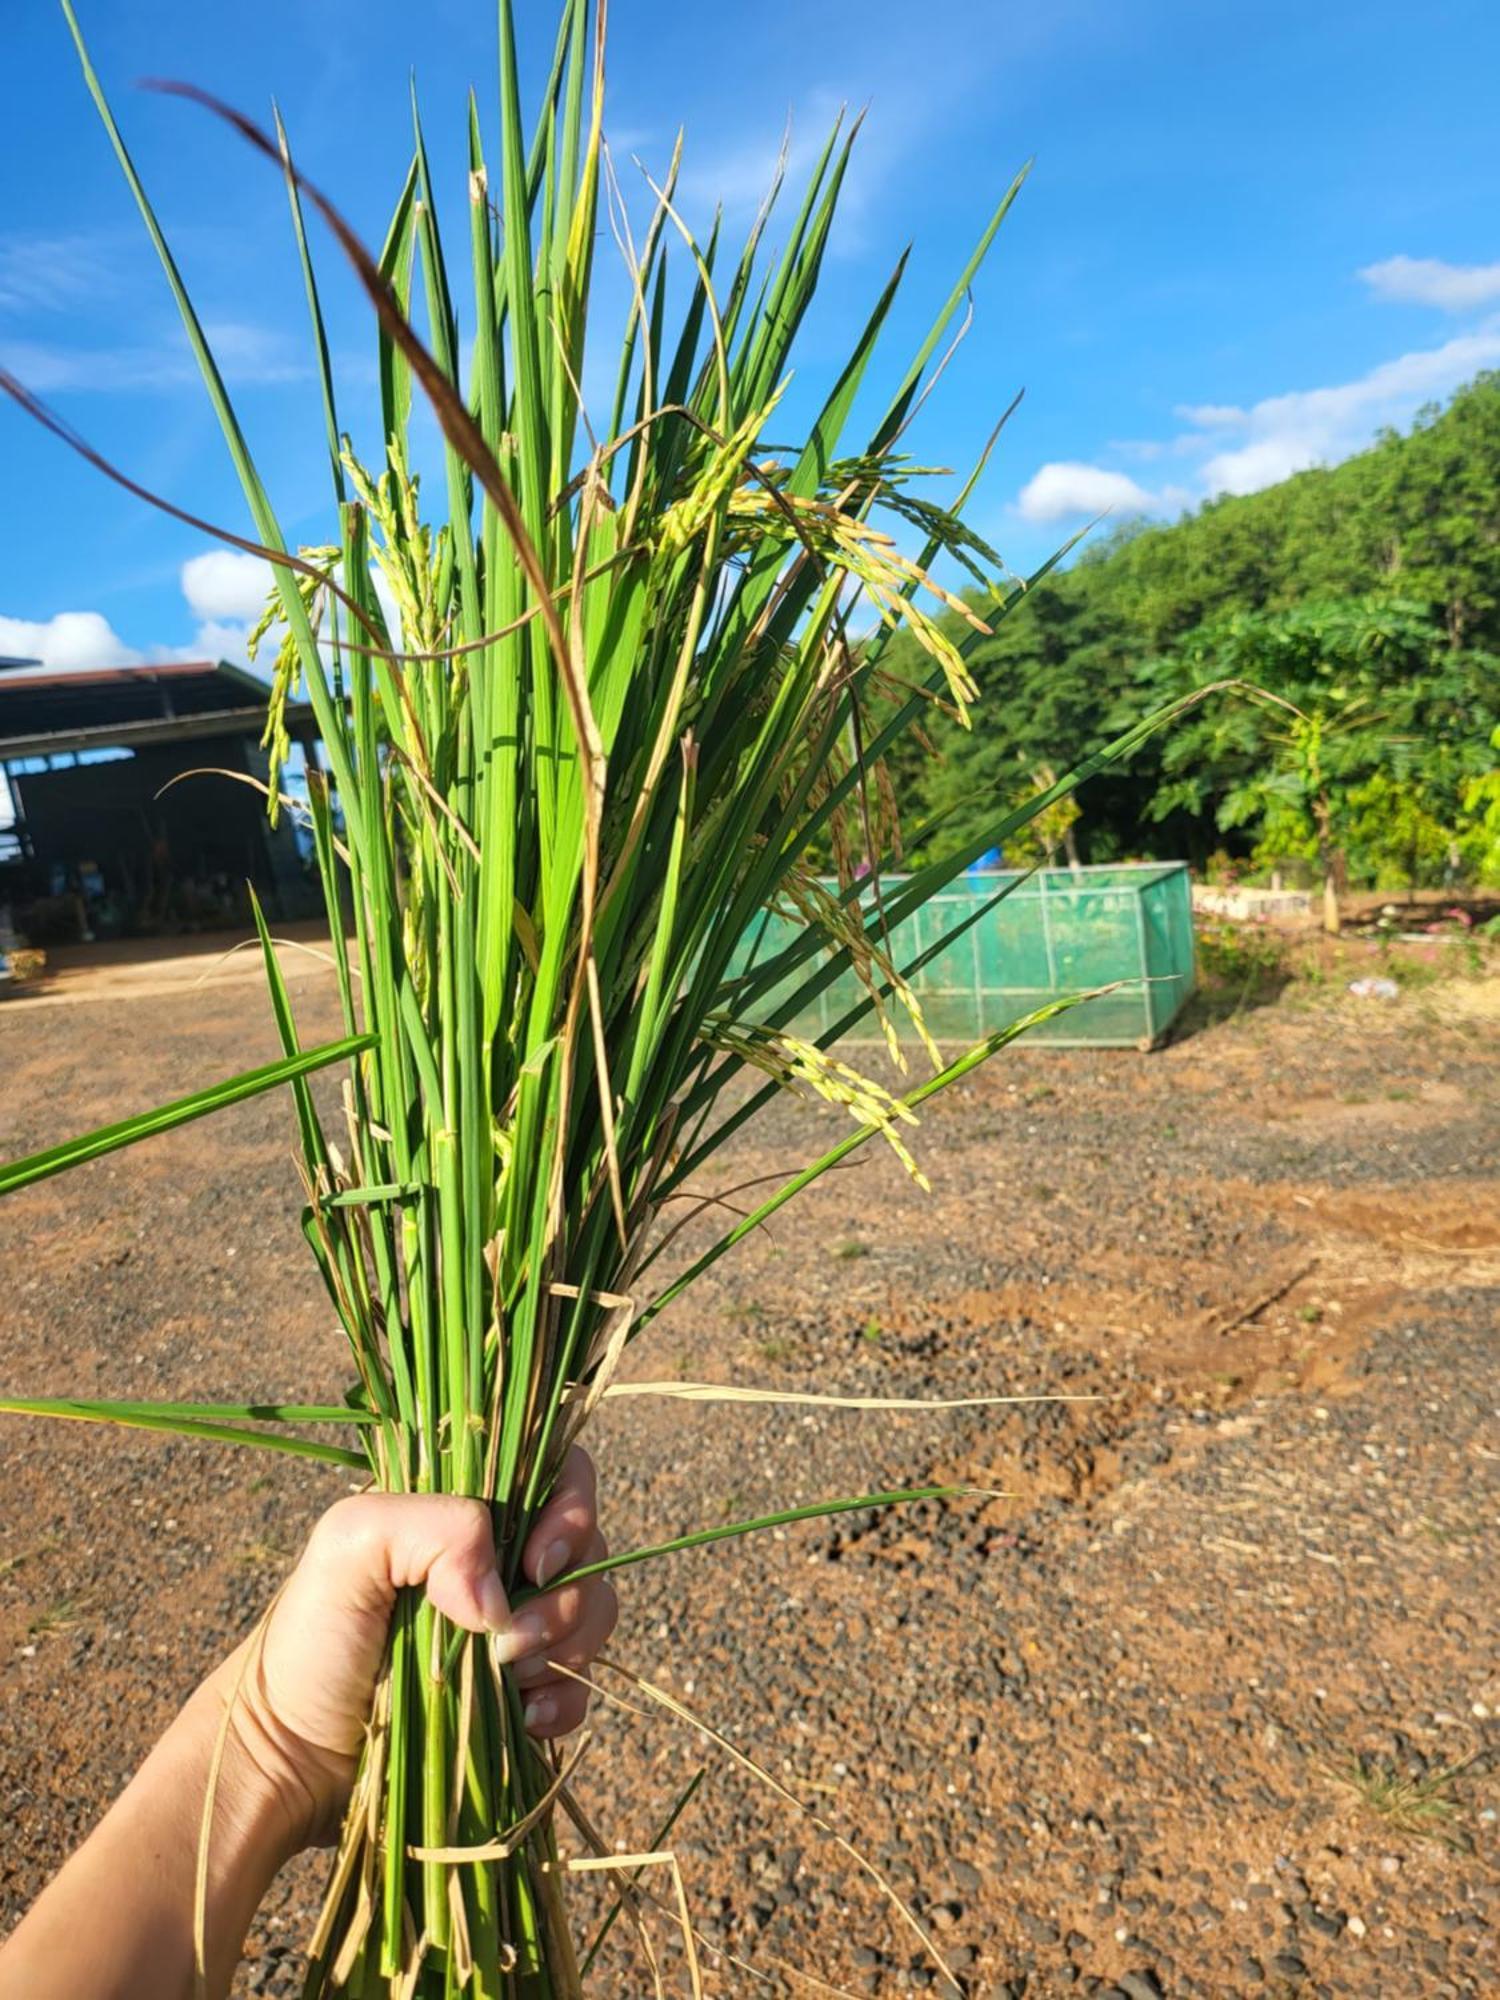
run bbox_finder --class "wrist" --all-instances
[183,1662,321,1868]
[0,1680,301,2000]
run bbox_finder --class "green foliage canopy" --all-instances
[885,374,1500,887]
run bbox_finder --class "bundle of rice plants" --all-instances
[0,3,1178,1991]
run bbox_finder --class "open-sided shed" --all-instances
[0,658,318,941]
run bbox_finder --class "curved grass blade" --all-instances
[872,157,1032,452]
[0,1032,374,1197]
[600,1382,1094,1412]
[274,103,344,505]
[0,1396,368,1467]
[250,885,326,1170]
[16,1397,373,1424]
[59,0,365,843]
[577,1768,706,1979]
[513,1483,966,1601]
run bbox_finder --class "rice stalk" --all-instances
[0,2,1178,1990]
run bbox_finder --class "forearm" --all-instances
[0,1480,607,1998]
[0,1673,298,2000]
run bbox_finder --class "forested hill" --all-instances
[886,373,1500,889]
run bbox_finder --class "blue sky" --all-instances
[3,0,1500,670]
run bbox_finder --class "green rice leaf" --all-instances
[873,157,1032,452]
[274,104,345,505]
[375,155,420,451]
[514,1483,965,1599]
[578,1769,706,1977]
[0,1396,369,1467]
[0,1034,374,1197]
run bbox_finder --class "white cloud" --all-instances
[1359,254,1500,313]
[673,119,813,221]
[1198,435,1313,496]
[1197,324,1500,495]
[0,234,121,316]
[0,611,142,670]
[0,320,305,394]
[1175,402,1246,428]
[181,551,273,624]
[1,548,291,677]
[0,339,183,394]
[200,320,308,385]
[0,578,270,681]
[157,620,261,669]
[1018,319,1500,520]
[1015,461,1160,523]
[171,552,289,669]
[173,553,393,672]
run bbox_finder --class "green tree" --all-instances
[885,374,1500,886]
[1139,597,1500,912]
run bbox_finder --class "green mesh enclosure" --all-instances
[734,862,1197,1050]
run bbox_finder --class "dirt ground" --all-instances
[0,941,1495,1998]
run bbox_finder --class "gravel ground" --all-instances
[0,952,1494,1998]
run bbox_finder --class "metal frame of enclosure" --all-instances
[736,862,1197,1050]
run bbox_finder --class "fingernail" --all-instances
[492,1604,548,1666]
[478,1570,510,1634]
[535,1537,572,1588]
[523,1693,556,1735]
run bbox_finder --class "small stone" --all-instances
[1347,1916,1367,1938]
[1271,1954,1308,1982]
[1307,1908,1344,1938]
[1020,1913,1060,1945]
[1238,1957,1264,1984]
[1118,1974,1164,2000]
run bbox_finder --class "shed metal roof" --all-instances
[0,659,310,760]
[0,659,265,734]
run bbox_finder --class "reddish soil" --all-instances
[0,945,1495,1998]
